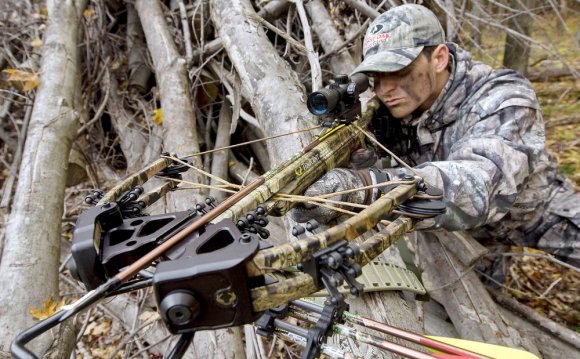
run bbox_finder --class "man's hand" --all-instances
[290,168,370,224]
[290,166,411,224]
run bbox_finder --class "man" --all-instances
[291,4,579,266]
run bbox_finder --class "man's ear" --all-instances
[432,44,449,73]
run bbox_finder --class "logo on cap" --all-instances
[363,33,391,51]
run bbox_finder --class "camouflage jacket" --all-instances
[381,44,560,244]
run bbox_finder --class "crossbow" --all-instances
[12,79,538,359]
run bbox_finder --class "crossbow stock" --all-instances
[12,96,537,359]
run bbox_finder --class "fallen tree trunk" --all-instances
[496,302,580,359]
[135,0,204,210]
[209,100,233,202]
[527,64,580,82]
[0,0,88,354]
[414,232,541,356]
[489,289,580,350]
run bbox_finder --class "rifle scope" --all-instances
[307,73,369,116]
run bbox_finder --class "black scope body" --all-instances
[307,73,369,117]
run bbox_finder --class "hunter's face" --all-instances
[371,46,449,119]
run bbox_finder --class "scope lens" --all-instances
[307,93,329,116]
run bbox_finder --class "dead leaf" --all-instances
[2,68,40,92]
[83,9,96,20]
[31,7,48,20]
[153,108,163,125]
[111,60,122,70]
[29,296,64,320]
[84,318,112,337]
[30,38,43,47]
[194,74,219,107]
[138,310,160,324]
[137,310,160,331]
[90,346,121,359]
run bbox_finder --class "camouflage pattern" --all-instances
[98,156,174,205]
[246,183,416,277]
[213,99,381,224]
[289,168,369,224]
[534,183,580,262]
[379,44,579,265]
[356,217,414,267]
[138,182,177,208]
[352,4,445,74]
[251,273,317,312]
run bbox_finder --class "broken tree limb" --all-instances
[306,0,357,75]
[99,58,161,170]
[135,0,204,210]
[241,125,271,172]
[527,64,580,82]
[432,230,489,267]
[209,100,232,202]
[295,0,323,91]
[208,57,242,134]
[178,0,194,66]
[190,1,291,65]
[0,96,32,208]
[497,303,580,359]
[66,147,88,187]
[228,151,259,184]
[127,2,152,94]
[257,0,292,23]
[546,116,580,128]
[342,0,381,19]
[489,289,580,350]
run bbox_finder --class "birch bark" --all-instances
[0,0,87,354]
[210,0,317,166]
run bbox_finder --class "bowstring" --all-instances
[272,180,409,212]
[154,127,323,196]
[178,125,322,159]
[352,122,434,187]
[159,154,256,197]
[264,123,432,211]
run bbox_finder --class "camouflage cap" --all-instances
[352,5,445,75]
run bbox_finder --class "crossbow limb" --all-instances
[11,95,536,359]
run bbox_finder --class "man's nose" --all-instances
[375,77,397,95]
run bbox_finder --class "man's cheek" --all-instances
[400,81,422,103]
